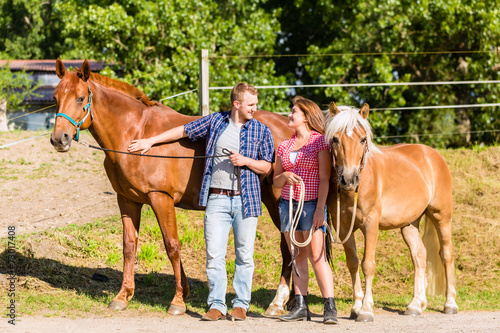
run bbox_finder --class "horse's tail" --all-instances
[422,216,446,296]
[325,210,333,266]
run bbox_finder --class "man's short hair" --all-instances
[231,82,258,104]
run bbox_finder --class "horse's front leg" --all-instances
[341,233,363,319]
[149,192,188,315]
[401,220,428,315]
[357,220,379,322]
[108,195,143,311]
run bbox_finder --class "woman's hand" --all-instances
[312,209,326,229]
[128,138,153,155]
[282,172,303,186]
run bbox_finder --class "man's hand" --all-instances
[128,138,153,155]
[229,150,272,175]
[228,151,249,167]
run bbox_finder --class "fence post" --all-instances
[199,49,209,116]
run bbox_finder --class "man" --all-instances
[128,82,275,321]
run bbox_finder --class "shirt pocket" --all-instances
[244,139,260,159]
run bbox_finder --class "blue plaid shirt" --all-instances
[184,111,275,218]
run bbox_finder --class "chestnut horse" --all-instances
[50,59,294,315]
[324,102,458,322]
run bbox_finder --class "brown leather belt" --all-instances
[210,188,241,196]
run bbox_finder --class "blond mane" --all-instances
[324,105,381,158]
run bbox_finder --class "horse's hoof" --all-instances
[404,308,422,316]
[444,306,458,314]
[108,300,128,311]
[264,305,284,317]
[356,312,374,322]
[349,310,358,320]
[168,303,186,316]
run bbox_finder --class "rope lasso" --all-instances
[289,180,313,247]
[288,179,314,278]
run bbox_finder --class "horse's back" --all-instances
[254,110,294,147]
[383,143,451,183]
[369,143,452,228]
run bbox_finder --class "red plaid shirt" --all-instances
[277,131,330,201]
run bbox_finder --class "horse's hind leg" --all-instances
[424,210,458,314]
[149,192,188,315]
[109,195,142,311]
[264,232,292,316]
[262,191,292,317]
[401,220,428,315]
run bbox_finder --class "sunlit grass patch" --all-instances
[0,146,499,318]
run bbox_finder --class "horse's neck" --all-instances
[88,82,148,151]
[87,83,199,152]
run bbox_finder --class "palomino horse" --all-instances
[50,59,294,315]
[324,102,458,322]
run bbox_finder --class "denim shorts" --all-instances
[278,198,327,233]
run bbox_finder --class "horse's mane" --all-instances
[88,72,159,107]
[324,106,381,158]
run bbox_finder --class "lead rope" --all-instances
[288,180,313,277]
[328,185,358,244]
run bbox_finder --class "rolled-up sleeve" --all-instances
[259,127,275,163]
[184,115,211,141]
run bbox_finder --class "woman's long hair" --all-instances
[292,96,325,134]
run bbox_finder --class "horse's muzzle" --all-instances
[339,170,359,192]
[50,132,72,152]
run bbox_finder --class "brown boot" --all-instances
[230,307,247,321]
[201,308,226,321]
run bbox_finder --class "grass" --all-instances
[1,146,499,318]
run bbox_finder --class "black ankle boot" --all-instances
[279,295,311,321]
[323,297,338,324]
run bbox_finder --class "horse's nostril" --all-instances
[62,133,70,145]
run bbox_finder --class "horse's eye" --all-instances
[77,96,85,103]
[360,137,367,144]
[330,137,339,146]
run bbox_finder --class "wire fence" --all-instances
[209,49,498,59]
[5,50,500,142]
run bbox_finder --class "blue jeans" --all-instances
[279,198,327,233]
[204,193,258,314]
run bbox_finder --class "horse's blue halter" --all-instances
[55,84,93,142]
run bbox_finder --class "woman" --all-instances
[273,96,336,324]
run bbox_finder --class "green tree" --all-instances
[0,0,63,59]
[0,64,39,131]
[53,0,289,115]
[268,0,500,147]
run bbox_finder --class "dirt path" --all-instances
[1,132,499,332]
[0,132,118,236]
[1,311,498,333]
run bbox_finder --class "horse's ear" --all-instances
[55,58,65,79]
[360,103,370,119]
[80,60,91,82]
[329,101,341,117]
